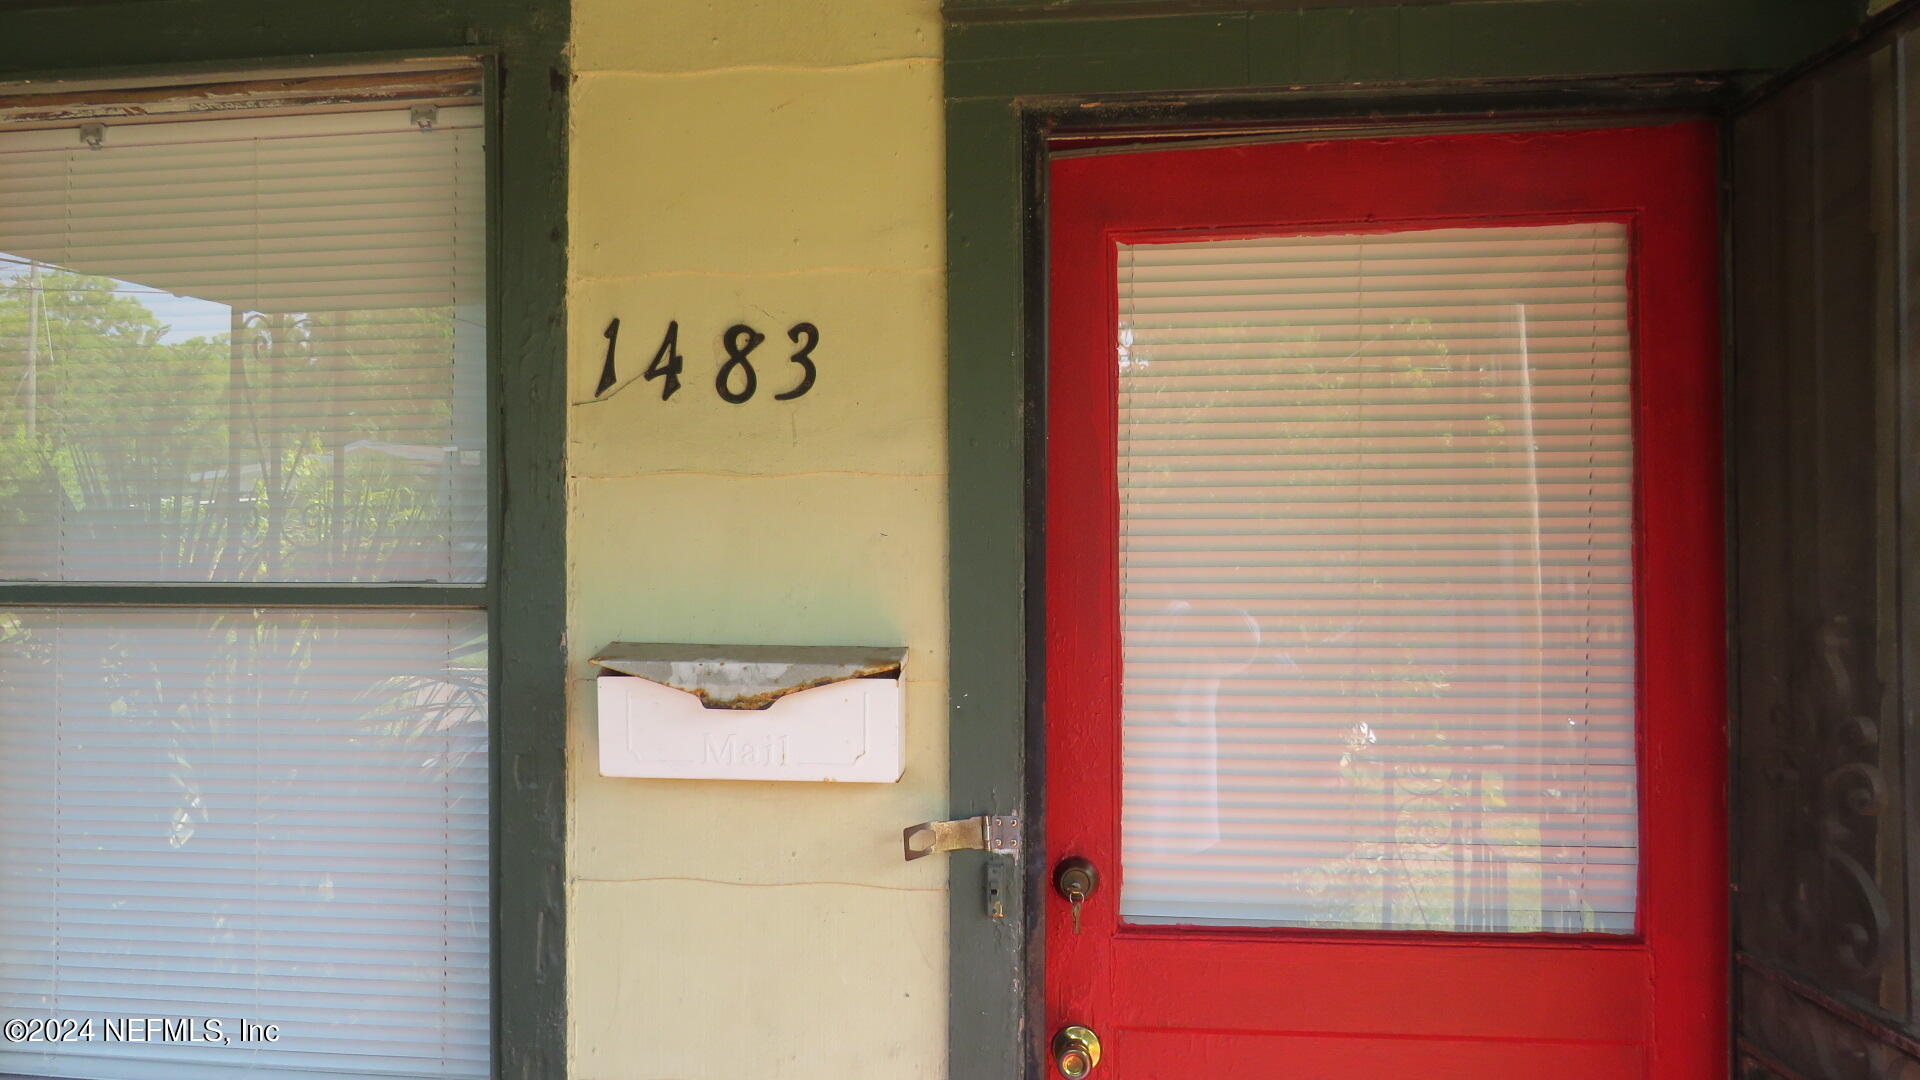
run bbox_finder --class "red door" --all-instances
[1045,124,1724,1079]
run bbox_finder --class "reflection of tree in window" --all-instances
[0,266,469,580]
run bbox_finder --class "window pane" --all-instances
[0,607,489,1079]
[1116,223,1637,933]
[0,109,486,582]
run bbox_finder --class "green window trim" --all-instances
[0,5,570,1079]
[942,3,1862,1079]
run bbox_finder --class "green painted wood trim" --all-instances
[946,93,1035,1080]
[482,42,570,1080]
[0,1,566,71]
[944,0,1866,31]
[944,0,1447,20]
[944,5,1863,1079]
[0,6,570,1080]
[947,1,1865,100]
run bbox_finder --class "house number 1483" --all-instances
[597,317,819,404]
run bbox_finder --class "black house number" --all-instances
[596,318,819,404]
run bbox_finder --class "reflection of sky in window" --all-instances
[0,252,231,344]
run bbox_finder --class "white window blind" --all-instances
[0,94,491,1080]
[0,608,489,1080]
[0,107,486,583]
[1116,223,1637,934]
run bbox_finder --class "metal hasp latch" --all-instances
[903,813,1022,920]
[902,813,1021,860]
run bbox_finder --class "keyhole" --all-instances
[1054,856,1099,935]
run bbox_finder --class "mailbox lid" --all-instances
[588,642,905,710]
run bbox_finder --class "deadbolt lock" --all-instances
[1052,1025,1102,1079]
[1054,856,1099,933]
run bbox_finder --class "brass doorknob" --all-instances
[1052,1025,1102,1078]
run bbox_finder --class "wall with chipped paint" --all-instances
[564,1,947,1077]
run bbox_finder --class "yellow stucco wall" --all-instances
[565,2,947,1077]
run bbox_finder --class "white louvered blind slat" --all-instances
[0,94,490,1080]
[1116,223,1638,934]
[0,107,486,583]
[0,608,489,1080]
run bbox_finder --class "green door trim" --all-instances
[0,5,570,1079]
[943,4,1859,1079]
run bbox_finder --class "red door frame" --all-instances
[1044,123,1725,1078]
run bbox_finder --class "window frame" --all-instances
[938,5,1857,1078]
[950,97,1725,1080]
[0,12,569,1079]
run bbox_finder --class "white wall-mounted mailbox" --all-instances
[591,643,906,783]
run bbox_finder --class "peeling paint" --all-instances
[590,642,906,709]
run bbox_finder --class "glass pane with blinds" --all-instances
[0,108,486,582]
[0,607,488,1080]
[1117,222,1636,934]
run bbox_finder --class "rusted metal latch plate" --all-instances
[902,813,1022,861]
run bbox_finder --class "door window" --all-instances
[1116,223,1637,934]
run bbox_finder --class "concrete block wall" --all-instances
[564,2,948,1076]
